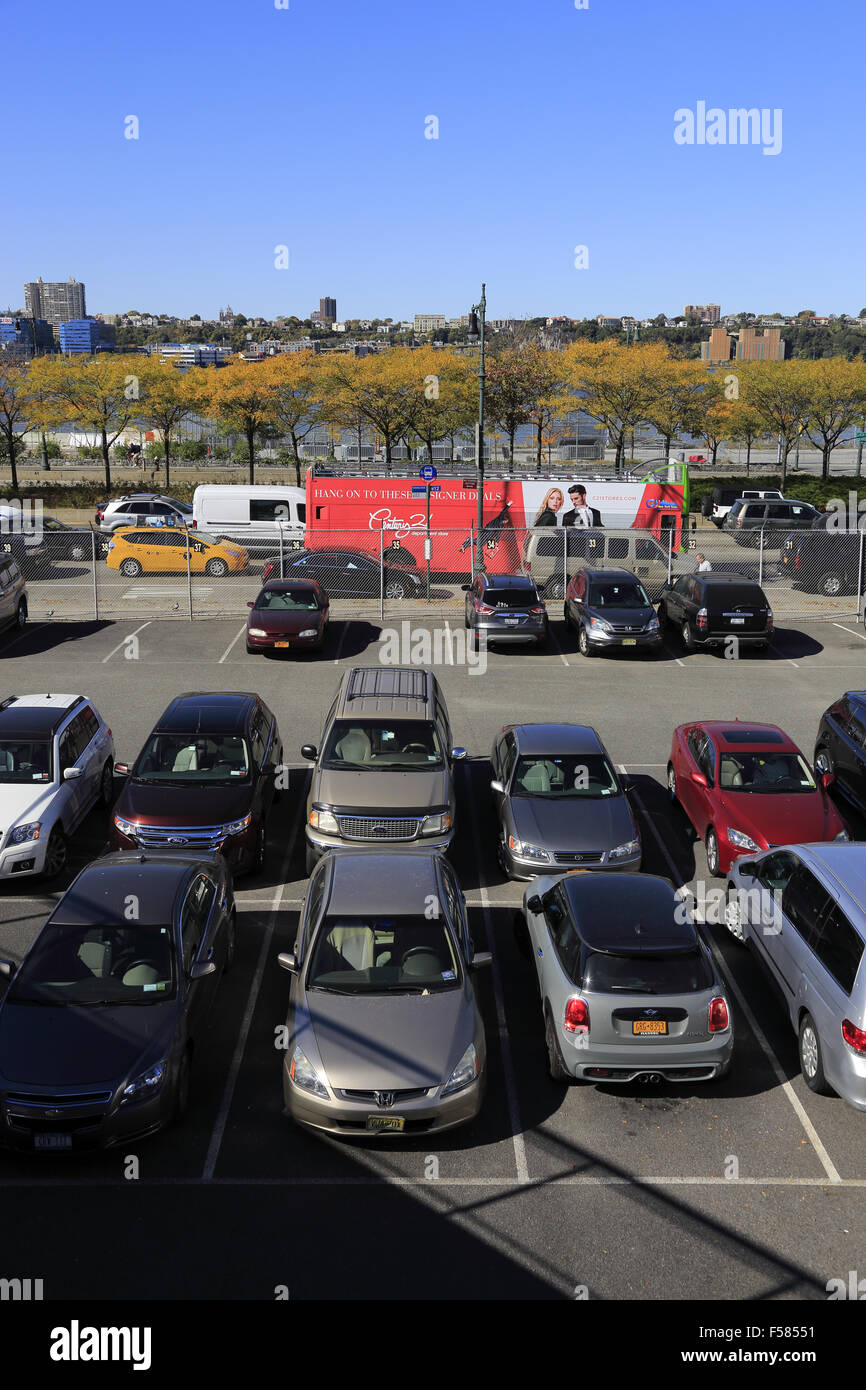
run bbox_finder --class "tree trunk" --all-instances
[822,443,831,481]
[711,439,719,466]
[102,429,111,492]
[163,434,171,491]
[745,439,752,476]
[247,426,255,485]
[4,430,19,493]
[508,428,516,472]
[384,430,392,468]
[536,419,543,466]
[290,430,301,486]
[780,445,789,493]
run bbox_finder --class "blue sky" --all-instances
[4,0,863,322]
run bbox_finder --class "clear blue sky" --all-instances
[5,0,863,322]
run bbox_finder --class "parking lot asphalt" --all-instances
[1,613,865,1300]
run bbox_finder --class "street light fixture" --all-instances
[468,284,486,574]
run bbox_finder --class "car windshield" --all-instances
[588,580,650,608]
[719,751,816,794]
[0,740,53,783]
[512,754,620,798]
[323,720,443,768]
[306,915,460,993]
[8,923,177,1005]
[254,588,320,611]
[189,531,220,546]
[582,948,713,994]
[132,733,251,783]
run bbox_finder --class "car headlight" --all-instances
[508,835,550,862]
[422,811,452,835]
[114,814,138,838]
[835,829,850,842]
[589,617,612,632]
[727,827,760,851]
[248,627,269,637]
[644,615,660,631]
[442,1043,479,1097]
[9,821,42,845]
[298,629,319,638]
[609,838,640,860]
[119,1060,166,1107]
[221,814,252,837]
[309,807,339,834]
[289,1046,329,1099]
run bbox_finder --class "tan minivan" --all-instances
[522,527,692,600]
[301,667,466,874]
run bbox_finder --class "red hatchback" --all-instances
[667,721,848,876]
[246,579,329,654]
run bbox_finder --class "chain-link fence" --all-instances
[8,525,866,624]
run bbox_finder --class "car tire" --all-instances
[814,745,834,779]
[99,759,114,807]
[384,578,407,600]
[205,558,228,577]
[223,914,237,974]
[799,1013,833,1095]
[14,598,27,631]
[667,763,678,803]
[724,882,747,943]
[747,530,763,549]
[818,571,845,597]
[304,842,319,877]
[578,626,595,658]
[173,1049,192,1123]
[42,825,67,879]
[705,827,722,878]
[245,642,256,654]
[120,558,142,577]
[681,621,696,652]
[546,578,565,601]
[544,1007,570,1083]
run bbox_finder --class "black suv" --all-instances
[657,574,773,652]
[463,573,548,648]
[814,692,866,815]
[110,692,283,874]
[723,499,820,547]
[780,517,866,597]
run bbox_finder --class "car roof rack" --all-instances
[345,667,429,702]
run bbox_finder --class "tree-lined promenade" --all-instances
[1,343,865,492]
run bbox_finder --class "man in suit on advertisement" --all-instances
[562,484,603,528]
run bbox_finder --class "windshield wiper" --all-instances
[308,984,357,995]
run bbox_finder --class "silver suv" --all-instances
[97,495,194,535]
[301,667,466,874]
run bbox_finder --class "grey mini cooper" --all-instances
[491,723,641,878]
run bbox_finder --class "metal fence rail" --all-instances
[7,525,865,624]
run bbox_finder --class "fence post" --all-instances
[667,527,673,586]
[858,527,864,618]
[758,529,764,586]
[91,530,99,621]
[186,533,193,621]
[379,528,384,622]
[279,529,284,579]
[564,523,568,592]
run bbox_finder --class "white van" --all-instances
[191,485,306,551]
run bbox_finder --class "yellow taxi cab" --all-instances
[105,526,249,578]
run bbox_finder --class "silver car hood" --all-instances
[510,793,636,852]
[314,766,450,813]
[304,987,470,1090]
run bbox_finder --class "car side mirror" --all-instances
[247,601,254,609]
[63,766,83,781]
[115,762,130,776]
[189,960,217,981]
[737,862,757,879]
[490,780,505,795]
[821,771,836,790]
[526,895,543,915]
[452,747,467,761]
[277,951,298,973]
[300,744,317,761]
[0,959,16,977]
[471,951,493,970]
[692,771,708,788]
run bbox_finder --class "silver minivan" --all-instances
[726,843,866,1109]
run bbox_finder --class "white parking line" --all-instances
[332,620,349,665]
[834,622,866,641]
[466,769,529,1184]
[443,619,454,663]
[101,622,151,663]
[202,791,307,1181]
[627,776,843,1186]
[546,624,569,667]
[218,622,247,663]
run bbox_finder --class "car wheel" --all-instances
[14,598,26,631]
[818,571,845,597]
[384,578,407,600]
[205,557,228,577]
[667,763,678,803]
[799,1013,833,1095]
[681,620,696,652]
[814,746,834,778]
[99,759,114,807]
[42,826,67,879]
[546,578,565,601]
[724,882,746,942]
[245,642,256,654]
[173,1050,192,1123]
[705,827,721,878]
[544,1008,570,1083]
[578,626,594,657]
[223,914,237,974]
[747,530,763,549]
[120,558,142,577]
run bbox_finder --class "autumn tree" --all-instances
[642,356,707,462]
[134,358,208,489]
[202,357,281,484]
[799,357,866,479]
[486,346,557,467]
[563,341,660,469]
[29,354,140,490]
[406,347,476,466]
[264,351,328,484]
[741,361,813,491]
[323,349,418,466]
[0,362,34,492]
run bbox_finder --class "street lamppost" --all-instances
[467,283,486,574]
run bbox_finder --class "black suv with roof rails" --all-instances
[657,574,773,653]
[110,693,282,874]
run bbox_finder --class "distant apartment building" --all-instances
[25,278,86,328]
[701,326,786,362]
[596,315,621,329]
[58,318,102,354]
[414,314,446,333]
[701,327,734,362]
[683,304,721,324]
[319,297,337,322]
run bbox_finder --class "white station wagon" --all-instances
[0,694,114,879]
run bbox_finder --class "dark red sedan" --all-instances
[246,579,329,654]
[667,720,848,876]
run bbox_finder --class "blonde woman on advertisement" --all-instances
[533,487,565,527]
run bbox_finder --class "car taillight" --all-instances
[708,997,729,1032]
[736,515,743,526]
[696,606,708,628]
[794,552,800,569]
[842,1018,866,1053]
[564,997,589,1033]
[766,609,774,628]
[477,602,495,615]
[190,520,197,528]
[529,604,545,615]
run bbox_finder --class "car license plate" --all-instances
[34,1133,72,1149]
[366,1115,405,1132]
[504,616,520,626]
[274,640,290,647]
[622,638,636,646]
[730,617,745,624]
[633,1020,667,1035]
